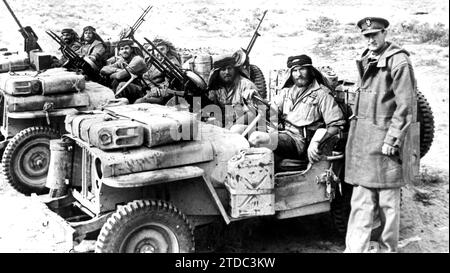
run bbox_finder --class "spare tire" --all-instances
[249,64,267,99]
[417,90,434,158]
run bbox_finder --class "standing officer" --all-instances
[345,17,418,252]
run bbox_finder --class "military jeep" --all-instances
[42,95,355,253]
[0,48,115,195]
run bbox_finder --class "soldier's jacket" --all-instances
[272,79,345,154]
[100,54,147,78]
[77,39,106,63]
[345,42,417,188]
[207,75,257,127]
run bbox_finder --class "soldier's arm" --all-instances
[100,60,123,76]
[126,56,147,76]
[384,54,416,148]
[317,91,346,142]
[111,69,130,80]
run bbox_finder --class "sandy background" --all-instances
[0,0,448,252]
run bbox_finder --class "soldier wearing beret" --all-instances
[344,17,418,252]
[76,26,107,69]
[249,54,345,165]
[100,39,147,103]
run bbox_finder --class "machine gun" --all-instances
[128,36,209,108]
[143,38,209,101]
[2,0,42,55]
[46,30,100,81]
[241,9,267,66]
[119,5,153,40]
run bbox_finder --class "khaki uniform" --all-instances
[207,75,257,128]
[272,79,345,156]
[345,42,417,253]
[77,39,106,65]
[100,54,147,103]
[135,56,181,104]
[100,55,147,76]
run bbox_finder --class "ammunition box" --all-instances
[30,50,53,71]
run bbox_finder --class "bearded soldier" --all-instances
[77,26,107,69]
[205,54,258,130]
[100,39,147,103]
[52,28,81,67]
[249,54,345,166]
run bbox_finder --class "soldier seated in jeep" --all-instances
[76,26,107,70]
[135,39,182,105]
[249,54,346,166]
[52,28,82,67]
[100,39,147,103]
[204,54,258,131]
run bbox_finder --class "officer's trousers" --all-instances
[344,185,401,253]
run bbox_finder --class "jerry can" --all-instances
[0,52,29,72]
[0,73,41,96]
[225,147,275,218]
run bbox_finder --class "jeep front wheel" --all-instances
[95,200,195,253]
[1,126,60,195]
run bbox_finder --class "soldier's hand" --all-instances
[248,132,270,147]
[307,141,321,163]
[382,143,399,156]
[243,88,257,101]
[110,73,119,80]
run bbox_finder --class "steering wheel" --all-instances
[240,94,279,137]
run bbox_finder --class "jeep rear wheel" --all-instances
[249,64,267,99]
[417,90,434,158]
[2,126,60,195]
[95,200,195,253]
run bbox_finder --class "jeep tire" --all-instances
[2,126,60,195]
[96,200,195,253]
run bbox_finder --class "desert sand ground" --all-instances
[0,0,448,252]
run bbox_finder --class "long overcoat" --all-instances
[345,42,418,188]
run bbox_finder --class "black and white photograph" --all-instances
[0,0,448,257]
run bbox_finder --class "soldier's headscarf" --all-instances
[281,54,332,89]
[80,26,105,44]
[207,53,249,90]
[61,28,79,43]
[152,38,181,63]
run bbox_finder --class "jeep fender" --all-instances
[99,166,231,224]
